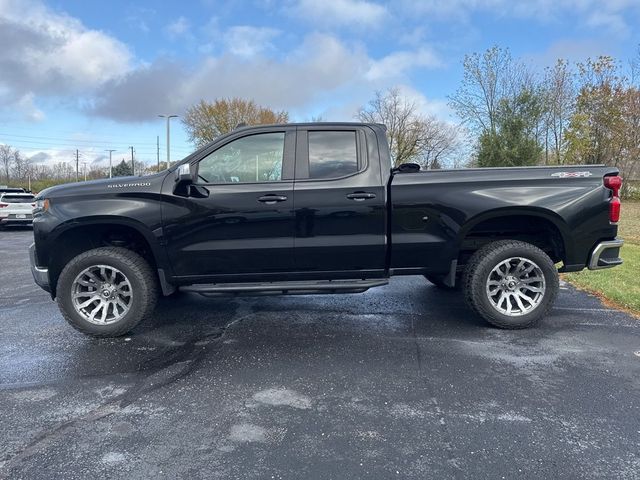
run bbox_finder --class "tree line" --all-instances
[1,46,638,196]
[0,145,163,193]
[449,46,639,196]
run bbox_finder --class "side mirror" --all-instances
[173,163,194,196]
[392,163,421,174]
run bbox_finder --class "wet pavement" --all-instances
[1,228,639,479]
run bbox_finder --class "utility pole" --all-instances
[82,162,87,181]
[129,146,135,176]
[158,114,178,169]
[75,149,79,182]
[157,135,160,173]
[105,149,116,178]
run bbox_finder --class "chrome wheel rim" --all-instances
[71,265,133,325]
[486,257,545,317]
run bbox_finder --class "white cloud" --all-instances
[402,0,640,35]
[526,38,615,67]
[585,11,629,36]
[366,48,442,81]
[166,16,190,38]
[92,32,435,121]
[90,30,448,125]
[394,84,454,121]
[0,0,132,116]
[0,1,446,128]
[293,0,387,27]
[15,94,45,122]
[224,26,281,57]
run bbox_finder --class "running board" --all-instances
[180,279,389,296]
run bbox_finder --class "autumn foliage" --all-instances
[182,98,289,147]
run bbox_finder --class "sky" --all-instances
[1,0,640,170]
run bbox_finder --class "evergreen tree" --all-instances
[477,90,543,167]
[111,159,133,177]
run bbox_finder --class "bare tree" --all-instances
[448,46,512,134]
[629,45,640,87]
[618,86,640,195]
[0,144,14,183]
[11,151,30,181]
[357,88,459,167]
[420,119,461,169]
[448,46,533,136]
[542,59,575,164]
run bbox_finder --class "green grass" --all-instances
[563,201,640,315]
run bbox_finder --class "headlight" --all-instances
[34,198,49,214]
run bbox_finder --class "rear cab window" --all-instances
[1,195,35,203]
[307,131,359,180]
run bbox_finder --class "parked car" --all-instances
[0,186,26,195]
[29,123,624,337]
[0,192,36,228]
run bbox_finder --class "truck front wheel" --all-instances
[463,240,559,329]
[56,247,158,337]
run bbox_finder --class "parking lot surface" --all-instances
[1,228,639,479]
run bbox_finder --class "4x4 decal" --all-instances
[551,171,593,178]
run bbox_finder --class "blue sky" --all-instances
[1,0,639,169]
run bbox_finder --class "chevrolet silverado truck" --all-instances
[29,123,624,337]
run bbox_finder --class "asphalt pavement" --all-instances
[1,228,639,479]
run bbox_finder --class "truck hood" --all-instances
[37,172,168,199]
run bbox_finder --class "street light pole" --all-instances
[159,114,178,169]
[105,149,115,178]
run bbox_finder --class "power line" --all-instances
[0,132,163,146]
[1,141,190,157]
[0,136,192,153]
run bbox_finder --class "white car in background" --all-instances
[0,192,36,228]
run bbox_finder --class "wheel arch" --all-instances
[456,207,571,266]
[46,216,167,297]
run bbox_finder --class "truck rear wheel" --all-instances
[56,247,158,337]
[463,240,558,329]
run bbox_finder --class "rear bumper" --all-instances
[29,242,50,292]
[588,239,624,270]
[0,217,33,226]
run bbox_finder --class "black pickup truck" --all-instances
[30,123,624,337]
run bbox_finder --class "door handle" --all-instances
[258,194,288,204]
[346,192,376,201]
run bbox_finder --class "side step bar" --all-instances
[181,279,389,296]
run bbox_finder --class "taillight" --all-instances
[604,175,622,223]
[31,203,36,207]
[604,175,622,196]
[0,203,7,208]
[610,197,621,223]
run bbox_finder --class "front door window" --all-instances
[197,132,285,184]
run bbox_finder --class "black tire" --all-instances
[462,240,558,329]
[56,247,158,337]
[424,274,460,290]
